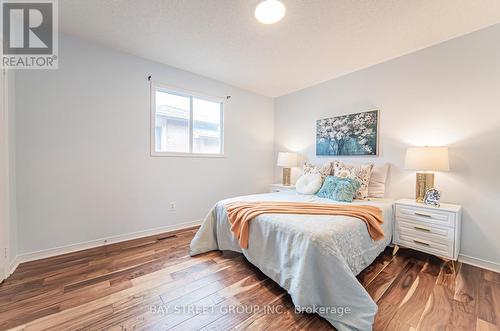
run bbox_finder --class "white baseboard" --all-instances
[2,256,21,280]
[458,254,500,273]
[7,224,498,278]
[8,256,20,277]
[14,220,202,267]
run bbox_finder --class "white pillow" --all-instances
[296,174,323,195]
[368,163,390,198]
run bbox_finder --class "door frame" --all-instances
[0,66,11,282]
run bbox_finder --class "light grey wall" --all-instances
[15,34,274,254]
[275,24,500,265]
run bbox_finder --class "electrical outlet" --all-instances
[169,202,176,211]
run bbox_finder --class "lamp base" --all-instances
[416,172,434,203]
[282,168,291,186]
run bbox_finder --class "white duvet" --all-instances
[190,191,394,331]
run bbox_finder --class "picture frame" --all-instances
[316,110,379,156]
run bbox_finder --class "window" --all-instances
[151,83,224,156]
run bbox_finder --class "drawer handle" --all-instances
[414,212,432,218]
[413,239,430,246]
[414,226,431,232]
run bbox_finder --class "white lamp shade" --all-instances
[277,152,297,167]
[405,147,450,171]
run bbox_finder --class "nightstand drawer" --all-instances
[395,233,454,258]
[393,199,461,261]
[395,219,454,243]
[396,205,455,228]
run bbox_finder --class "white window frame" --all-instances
[150,82,225,157]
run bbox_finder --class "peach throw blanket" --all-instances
[225,201,384,249]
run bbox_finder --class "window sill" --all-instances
[151,152,225,158]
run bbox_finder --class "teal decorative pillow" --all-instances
[316,176,361,202]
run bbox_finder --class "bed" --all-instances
[190,190,395,331]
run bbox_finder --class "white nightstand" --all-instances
[270,183,296,193]
[393,199,462,272]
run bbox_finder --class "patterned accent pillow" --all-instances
[303,161,333,179]
[333,161,374,199]
[316,176,361,202]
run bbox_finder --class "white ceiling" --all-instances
[60,0,500,97]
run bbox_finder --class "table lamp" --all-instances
[277,152,297,186]
[405,146,450,203]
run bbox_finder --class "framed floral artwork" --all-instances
[316,110,379,156]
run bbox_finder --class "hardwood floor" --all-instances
[0,227,498,331]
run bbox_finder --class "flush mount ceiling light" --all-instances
[255,0,286,24]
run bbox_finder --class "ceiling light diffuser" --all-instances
[255,0,286,24]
